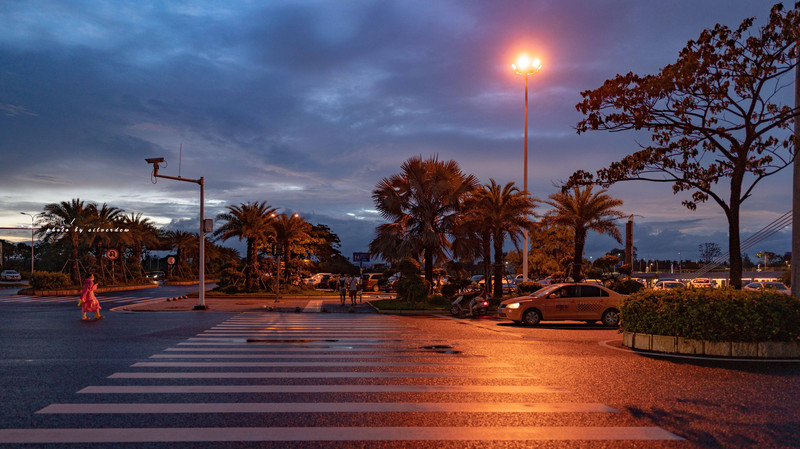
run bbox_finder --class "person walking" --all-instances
[348,275,359,306]
[338,275,348,306]
[79,274,103,320]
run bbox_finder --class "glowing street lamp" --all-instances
[512,54,542,282]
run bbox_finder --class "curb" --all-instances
[622,331,800,359]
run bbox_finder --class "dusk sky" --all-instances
[0,0,792,266]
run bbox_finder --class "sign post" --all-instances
[106,248,119,282]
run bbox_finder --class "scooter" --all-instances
[450,291,489,316]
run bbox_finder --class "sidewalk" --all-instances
[119,295,380,313]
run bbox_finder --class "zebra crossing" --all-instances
[0,292,165,307]
[0,313,683,445]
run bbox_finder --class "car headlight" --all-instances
[506,302,520,309]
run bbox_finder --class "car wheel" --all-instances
[601,309,620,327]
[522,308,541,325]
[450,305,461,316]
[477,307,488,316]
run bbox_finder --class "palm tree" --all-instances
[540,185,625,281]
[164,230,198,278]
[38,198,97,284]
[214,202,277,289]
[271,213,311,282]
[371,155,478,283]
[465,180,535,298]
[87,203,124,280]
[120,212,160,277]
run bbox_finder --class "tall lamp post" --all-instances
[20,212,41,274]
[512,54,542,281]
[145,157,209,310]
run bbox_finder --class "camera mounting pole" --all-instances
[145,157,208,310]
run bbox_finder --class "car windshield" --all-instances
[764,283,788,290]
[528,285,560,298]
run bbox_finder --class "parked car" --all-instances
[653,280,685,290]
[583,279,604,286]
[381,273,401,292]
[511,274,526,285]
[1,270,22,281]
[361,273,383,292]
[305,273,331,286]
[688,278,713,288]
[474,275,517,294]
[314,274,333,289]
[743,281,791,295]
[498,283,624,326]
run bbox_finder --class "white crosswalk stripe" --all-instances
[0,293,168,306]
[0,313,684,445]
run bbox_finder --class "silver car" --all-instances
[1,270,22,281]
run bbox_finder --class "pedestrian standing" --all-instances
[79,274,103,320]
[338,275,347,306]
[348,275,359,305]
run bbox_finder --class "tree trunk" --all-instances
[726,166,745,289]
[492,230,504,298]
[70,234,81,285]
[424,247,434,287]
[573,228,586,282]
[482,231,491,293]
[245,239,256,289]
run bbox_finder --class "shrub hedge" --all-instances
[518,281,544,294]
[621,288,800,342]
[29,271,74,290]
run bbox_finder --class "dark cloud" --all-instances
[0,0,793,261]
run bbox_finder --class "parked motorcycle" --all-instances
[450,291,489,316]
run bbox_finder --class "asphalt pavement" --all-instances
[0,288,799,448]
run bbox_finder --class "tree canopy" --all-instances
[571,3,800,288]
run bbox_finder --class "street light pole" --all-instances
[145,157,208,310]
[512,55,542,282]
[20,212,39,274]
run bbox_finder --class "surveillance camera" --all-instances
[145,157,165,164]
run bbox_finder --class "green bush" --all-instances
[440,279,471,298]
[607,278,644,294]
[29,271,73,290]
[518,281,544,294]
[620,288,800,342]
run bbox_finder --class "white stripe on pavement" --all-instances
[0,426,684,443]
[108,371,536,379]
[131,361,511,367]
[38,402,617,414]
[78,385,565,394]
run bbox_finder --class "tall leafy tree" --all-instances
[371,155,478,283]
[271,213,312,282]
[572,4,800,288]
[38,198,96,284]
[120,212,160,276]
[214,202,277,289]
[464,180,535,297]
[87,203,124,279]
[164,230,198,278]
[540,185,625,282]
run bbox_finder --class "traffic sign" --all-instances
[105,249,119,260]
[352,252,370,263]
[167,256,176,265]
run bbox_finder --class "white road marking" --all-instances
[108,371,537,379]
[0,426,684,443]
[78,385,566,394]
[38,402,617,414]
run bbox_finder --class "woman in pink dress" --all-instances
[79,274,103,320]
